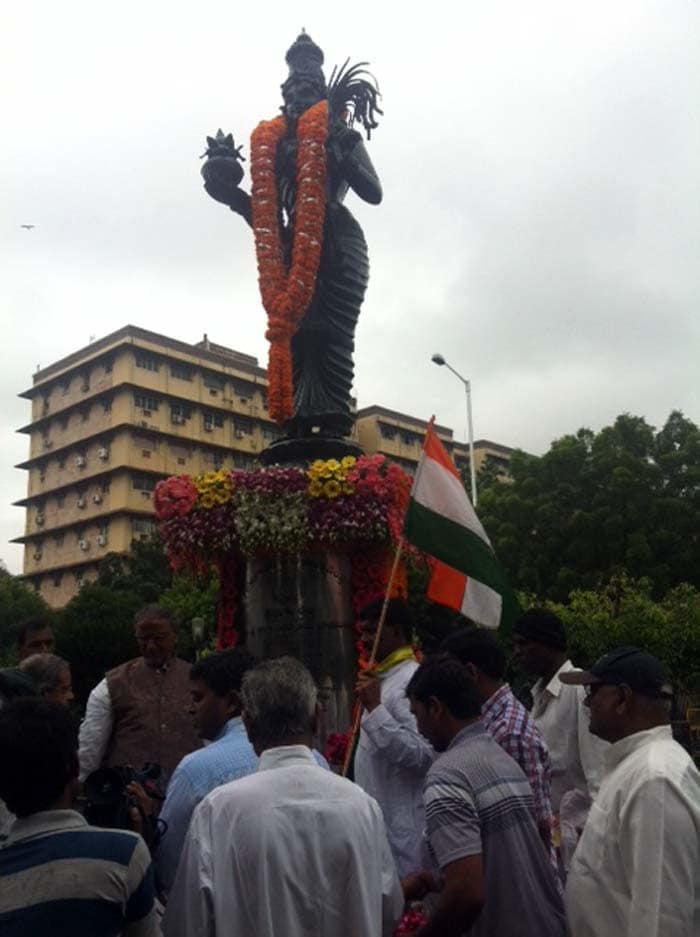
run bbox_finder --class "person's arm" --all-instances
[78,678,113,781]
[154,762,200,896]
[357,674,433,773]
[162,800,215,937]
[122,837,161,937]
[619,774,699,937]
[416,856,485,937]
[503,727,554,847]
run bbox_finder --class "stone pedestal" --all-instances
[244,552,356,749]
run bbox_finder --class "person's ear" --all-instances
[617,684,633,714]
[426,695,443,719]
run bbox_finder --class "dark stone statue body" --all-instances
[201,47,382,461]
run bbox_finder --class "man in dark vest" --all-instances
[78,605,200,788]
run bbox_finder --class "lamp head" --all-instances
[431,353,446,366]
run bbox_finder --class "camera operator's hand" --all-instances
[126,781,153,837]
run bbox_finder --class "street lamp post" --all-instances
[431,354,477,507]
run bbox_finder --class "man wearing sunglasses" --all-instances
[561,647,700,937]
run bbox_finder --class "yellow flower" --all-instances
[308,480,324,498]
[310,460,327,475]
[325,459,341,472]
[341,456,356,469]
[324,480,341,498]
[199,493,215,509]
[341,482,354,495]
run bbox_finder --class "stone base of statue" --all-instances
[244,552,356,748]
[260,434,363,466]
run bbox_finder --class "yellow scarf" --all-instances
[373,645,416,676]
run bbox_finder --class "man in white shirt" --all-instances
[163,656,404,937]
[353,599,434,877]
[513,608,607,863]
[561,646,700,937]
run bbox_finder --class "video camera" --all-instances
[83,763,165,846]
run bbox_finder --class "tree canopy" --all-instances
[478,410,700,601]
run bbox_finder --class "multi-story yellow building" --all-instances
[355,405,513,479]
[14,326,275,606]
[14,329,514,608]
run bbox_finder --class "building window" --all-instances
[80,372,90,393]
[75,569,85,586]
[80,407,90,423]
[400,432,415,446]
[52,573,62,588]
[103,398,113,414]
[232,380,255,400]
[104,358,113,374]
[132,518,156,539]
[233,454,255,470]
[170,362,193,381]
[261,426,277,441]
[233,419,254,437]
[135,351,159,372]
[132,474,156,492]
[100,479,111,494]
[379,424,397,441]
[61,378,70,395]
[203,372,225,392]
[54,533,64,548]
[58,456,66,469]
[38,464,47,482]
[56,494,65,509]
[170,403,191,423]
[42,397,50,415]
[203,411,224,431]
[134,393,159,411]
[59,415,69,430]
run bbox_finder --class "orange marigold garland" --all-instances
[250,100,328,424]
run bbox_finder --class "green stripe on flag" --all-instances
[404,500,506,592]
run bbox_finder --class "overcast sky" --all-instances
[2,1,698,572]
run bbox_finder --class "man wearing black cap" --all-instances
[561,647,700,936]
[513,608,608,865]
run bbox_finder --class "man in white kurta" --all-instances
[163,657,404,937]
[561,647,700,937]
[354,599,434,877]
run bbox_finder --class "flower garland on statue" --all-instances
[250,100,328,424]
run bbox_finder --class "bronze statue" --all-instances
[201,33,382,458]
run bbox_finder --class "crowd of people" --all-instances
[0,601,699,936]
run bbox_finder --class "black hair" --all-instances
[190,648,259,697]
[441,628,506,680]
[357,598,413,642]
[0,698,77,817]
[133,605,177,630]
[14,617,53,649]
[406,654,482,719]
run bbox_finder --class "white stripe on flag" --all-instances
[413,455,492,546]
[460,578,502,630]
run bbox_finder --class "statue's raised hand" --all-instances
[200,130,252,225]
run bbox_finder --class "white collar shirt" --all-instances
[530,659,608,810]
[163,744,403,937]
[354,659,434,877]
[565,726,700,937]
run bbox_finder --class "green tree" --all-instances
[0,566,53,664]
[478,411,700,600]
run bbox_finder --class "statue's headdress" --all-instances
[285,31,325,80]
[328,59,383,140]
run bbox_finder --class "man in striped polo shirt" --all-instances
[0,698,159,937]
[404,655,566,937]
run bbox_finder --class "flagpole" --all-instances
[341,536,405,778]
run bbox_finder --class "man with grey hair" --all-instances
[562,647,700,936]
[79,605,200,786]
[164,657,404,937]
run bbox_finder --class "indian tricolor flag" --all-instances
[403,419,519,630]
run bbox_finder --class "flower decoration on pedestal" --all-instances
[154,455,413,649]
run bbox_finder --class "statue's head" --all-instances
[281,31,327,118]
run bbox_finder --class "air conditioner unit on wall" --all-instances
[92,493,102,504]
[97,447,109,460]
[97,534,107,546]
[204,424,213,433]
[172,414,185,425]
[77,497,86,508]
[234,430,244,439]
[36,513,45,526]
[75,455,86,468]
[33,550,42,561]
[79,539,89,551]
